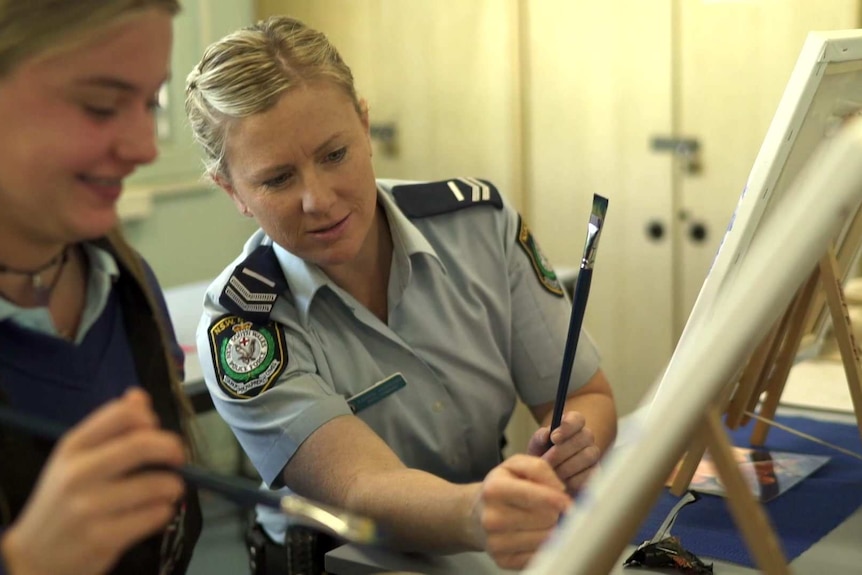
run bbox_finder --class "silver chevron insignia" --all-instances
[459,177,490,202]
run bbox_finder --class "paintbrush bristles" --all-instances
[591,194,609,224]
[583,194,609,269]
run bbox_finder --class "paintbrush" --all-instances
[0,403,378,544]
[547,194,609,447]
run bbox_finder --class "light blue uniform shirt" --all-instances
[0,244,119,343]
[198,179,601,541]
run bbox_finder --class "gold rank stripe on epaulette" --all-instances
[392,177,504,218]
[516,215,565,297]
[208,315,287,399]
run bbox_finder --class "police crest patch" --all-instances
[208,315,287,399]
[517,216,564,297]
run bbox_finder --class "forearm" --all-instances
[342,468,483,553]
[284,415,484,554]
[0,531,15,575]
[1,527,36,575]
[286,416,573,569]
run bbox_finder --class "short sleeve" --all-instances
[196,305,352,488]
[504,206,601,406]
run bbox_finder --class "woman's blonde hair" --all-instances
[185,15,360,180]
[0,0,180,77]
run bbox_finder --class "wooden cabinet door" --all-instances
[525,1,675,415]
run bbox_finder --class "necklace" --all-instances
[0,248,69,306]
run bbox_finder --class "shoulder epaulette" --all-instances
[218,245,289,323]
[392,177,503,218]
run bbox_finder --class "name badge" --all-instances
[346,373,407,413]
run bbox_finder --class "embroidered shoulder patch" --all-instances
[517,216,564,297]
[208,315,287,399]
[392,177,503,218]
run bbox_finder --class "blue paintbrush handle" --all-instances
[548,268,593,447]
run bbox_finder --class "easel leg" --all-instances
[669,386,735,497]
[818,249,862,441]
[752,269,820,445]
[669,433,706,497]
[702,408,791,574]
[726,321,782,428]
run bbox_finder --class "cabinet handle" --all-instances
[646,220,665,241]
[689,222,708,243]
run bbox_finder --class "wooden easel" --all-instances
[667,245,862,575]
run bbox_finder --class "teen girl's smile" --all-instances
[0,8,172,260]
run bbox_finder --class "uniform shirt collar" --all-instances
[0,242,120,342]
[377,188,441,265]
[274,185,445,318]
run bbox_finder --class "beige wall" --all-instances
[122,184,259,288]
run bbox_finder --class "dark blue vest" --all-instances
[0,289,137,426]
[0,248,200,575]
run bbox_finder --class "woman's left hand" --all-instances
[526,410,601,494]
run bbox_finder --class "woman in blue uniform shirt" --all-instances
[187,15,616,571]
[0,1,201,573]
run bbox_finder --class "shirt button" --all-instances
[432,401,444,413]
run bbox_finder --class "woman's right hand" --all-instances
[0,387,186,575]
[471,454,572,570]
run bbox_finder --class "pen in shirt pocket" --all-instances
[346,372,407,413]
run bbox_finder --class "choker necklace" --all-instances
[0,248,69,306]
